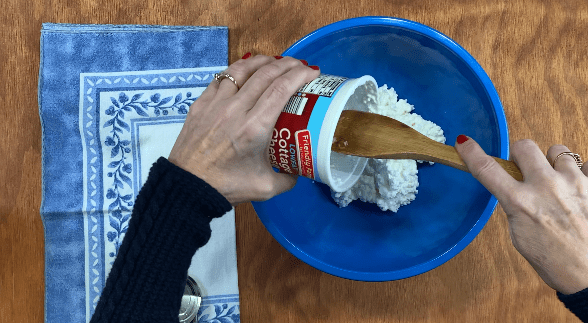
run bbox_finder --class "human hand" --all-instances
[168,54,320,206]
[455,136,588,295]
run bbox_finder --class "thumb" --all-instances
[454,135,516,202]
[269,172,298,198]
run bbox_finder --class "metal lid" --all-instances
[179,295,201,322]
[179,276,202,323]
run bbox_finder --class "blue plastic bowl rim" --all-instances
[256,16,509,281]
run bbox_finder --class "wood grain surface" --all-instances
[1,0,586,322]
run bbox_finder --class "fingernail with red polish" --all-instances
[274,55,283,59]
[300,59,308,66]
[241,52,252,60]
[309,65,320,70]
[457,134,469,144]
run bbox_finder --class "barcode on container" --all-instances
[282,95,308,115]
[298,74,347,97]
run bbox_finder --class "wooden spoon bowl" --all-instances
[331,110,523,181]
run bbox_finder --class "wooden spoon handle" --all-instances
[332,110,524,181]
[420,141,524,181]
[491,157,524,181]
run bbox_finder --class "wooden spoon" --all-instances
[331,110,523,181]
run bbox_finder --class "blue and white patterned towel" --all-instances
[38,23,239,323]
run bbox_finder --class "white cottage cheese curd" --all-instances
[331,85,446,212]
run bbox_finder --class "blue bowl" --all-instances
[251,16,508,281]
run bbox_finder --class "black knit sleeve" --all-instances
[557,288,588,322]
[90,157,233,323]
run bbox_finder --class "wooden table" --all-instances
[1,0,586,322]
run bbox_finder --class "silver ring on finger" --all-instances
[213,72,240,90]
[552,151,583,168]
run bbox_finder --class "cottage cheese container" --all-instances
[269,74,378,192]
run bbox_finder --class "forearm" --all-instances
[90,157,232,323]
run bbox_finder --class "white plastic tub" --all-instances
[269,74,378,192]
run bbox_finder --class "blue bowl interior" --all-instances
[252,17,506,281]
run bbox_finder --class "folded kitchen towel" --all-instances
[38,23,239,323]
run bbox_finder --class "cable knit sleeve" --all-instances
[557,288,588,322]
[90,157,233,323]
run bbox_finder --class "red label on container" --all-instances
[268,74,348,180]
[269,92,320,178]
[295,130,314,179]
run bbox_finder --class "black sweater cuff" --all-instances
[90,157,233,323]
[557,288,588,322]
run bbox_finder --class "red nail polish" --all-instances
[300,59,308,66]
[274,55,283,59]
[241,52,252,60]
[457,134,469,144]
[309,65,320,70]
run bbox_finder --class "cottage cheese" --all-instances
[331,85,446,212]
